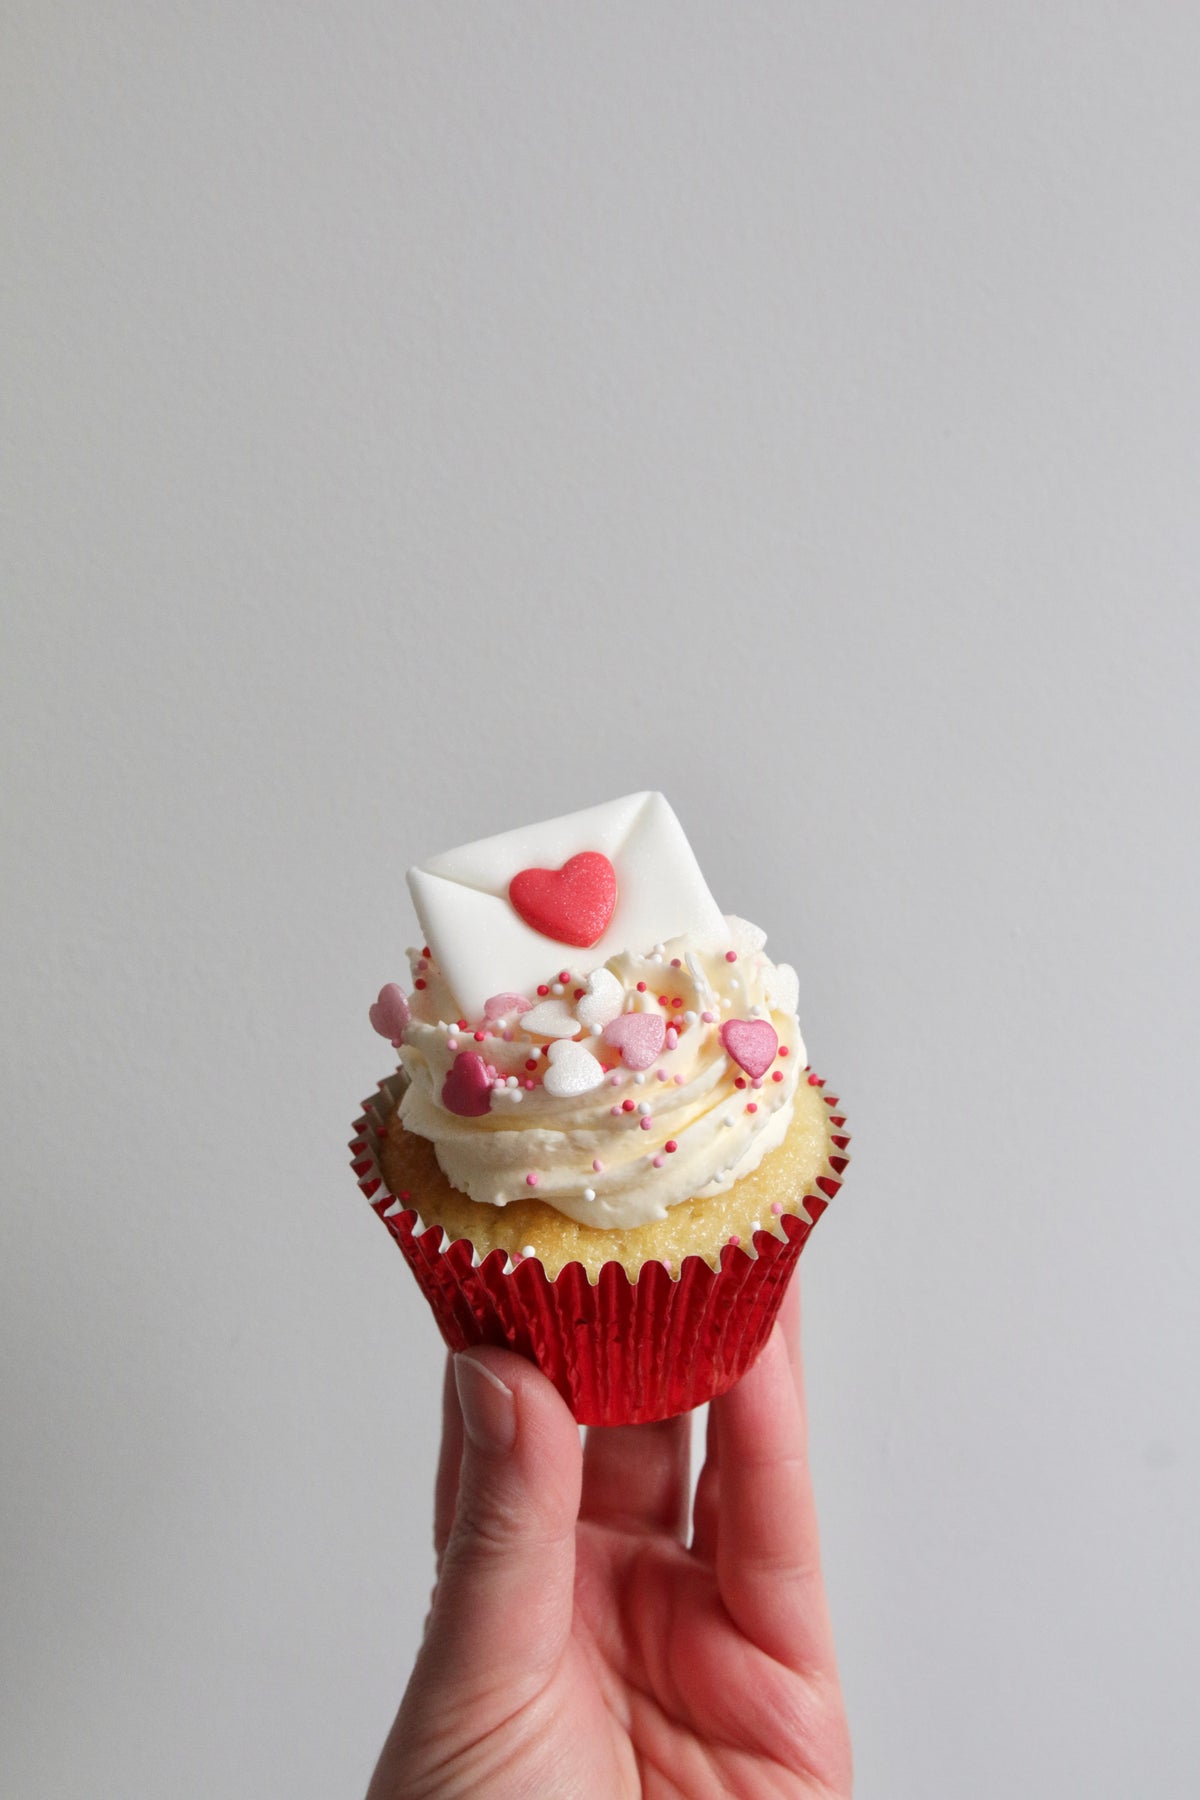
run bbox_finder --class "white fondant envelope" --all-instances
[407,791,727,1022]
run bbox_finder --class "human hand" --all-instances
[367,1279,852,1799]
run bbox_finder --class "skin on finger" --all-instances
[432,1354,463,1571]
[581,1414,692,1539]
[777,1272,804,1396]
[692,1272,801,1563]
[711,1322,838,1677]
[416,1346,584,1704]
[690,1403,720,1561]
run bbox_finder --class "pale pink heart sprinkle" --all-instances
[602,1010,667,1070]
[483,991,533,1022]
[369,982,411,1043]
[719,1017,779,1080]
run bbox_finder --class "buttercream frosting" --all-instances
[387,916,806,1231]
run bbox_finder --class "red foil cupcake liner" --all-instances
[350,1071,849,1427]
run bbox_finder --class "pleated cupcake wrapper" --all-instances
[350,1070,849,1426]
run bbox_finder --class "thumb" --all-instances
[419,1347,582,1703]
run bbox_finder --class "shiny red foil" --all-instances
[350,1073,848,1426]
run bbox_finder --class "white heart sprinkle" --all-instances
[543,1038,607,1098]
[576,966,624,1031]
[685,951,714,1004]
[766,961,800,1014]
[519,999,580,1038]
[725,915,768,957]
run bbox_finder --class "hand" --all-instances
[367,1280,852,1799]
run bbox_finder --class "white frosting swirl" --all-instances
[393,917,805,1231]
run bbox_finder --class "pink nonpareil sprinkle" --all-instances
[592,1159,603,1172]
[639,1116,653,1130]
[652,1155,665,1168]
[525,1172,539,1187]
[701,1010,715,1024]
[771,1201,783,1215]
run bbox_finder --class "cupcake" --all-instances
[351,791,847,1425]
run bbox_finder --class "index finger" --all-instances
[711,1319,838,1677]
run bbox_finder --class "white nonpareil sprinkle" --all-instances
[723,1115,734,1127]
[634,1071,647,1085]
[637,1101,651,1115]
[552,982,564,995]
[583,1188,596,1201]
[683,1010,698,1025]
[521,1245,536,1259]
[506,1075,519,1087]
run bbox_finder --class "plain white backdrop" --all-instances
[3,5,1197,1796]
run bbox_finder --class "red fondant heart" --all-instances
[508,852,617,948]
[720,1018,779,1080]
[441,1051,493,1117]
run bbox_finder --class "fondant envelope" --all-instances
[407,791,727,1022]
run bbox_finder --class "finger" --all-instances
[694,1274,802,1563]
[581,1414,691,1539]
[712,1323,837,1676]
[690,1403,720,1561]
[432,1355,463,1571]
[777,1272,804,1395]
[419,1347,583,1705]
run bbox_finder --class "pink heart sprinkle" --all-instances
[441,1051,493,1117]
[602,1011,666,1070]
[369,983,411,1043]
[483,991,533,1022]
[720,1018,779,1080]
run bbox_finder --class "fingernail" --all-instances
[454,1354,517,1454]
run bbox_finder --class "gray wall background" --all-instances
[3,5,1197,1796]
